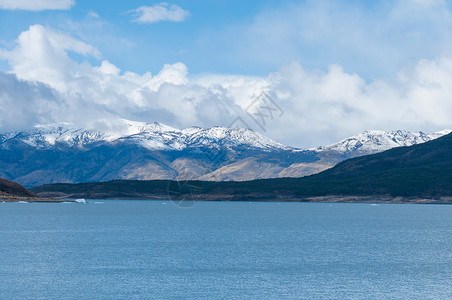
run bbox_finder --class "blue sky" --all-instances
[0,0,286,75]
[2,0,451,78]
[1,0,452,147]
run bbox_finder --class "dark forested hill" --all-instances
[298,131,452,197]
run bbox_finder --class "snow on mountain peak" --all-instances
[2,120,287,151]
[314,129,450,154]
[183,126,290,150]
[16,125,116,148]
[112,119,180,137]
[430,129,452,138]
[2,120,450,154]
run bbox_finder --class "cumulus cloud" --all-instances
[1,25,452,147]
[263,60,452,146]
[0,24,100,92]
[0,72,119,133]
[0,0,74,11]
[129,3,190,24]
[0,73,58,130]
[0,25,244,134]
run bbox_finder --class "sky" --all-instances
[1,0,452,147]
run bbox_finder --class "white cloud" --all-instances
[1,25,452,147]
[129,3,190,24]
[87,10,100,19]
[97,60,120,76]
[263,60,452,146]
[0,0,74,11]
[0,73,58,130]
[0,24,100,92]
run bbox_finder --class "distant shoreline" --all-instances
[0,196,70,203]
[16,194,451,204]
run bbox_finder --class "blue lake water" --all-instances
[0,200,451,299]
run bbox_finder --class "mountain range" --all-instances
[1,120,450,187]
[31,131,452,203]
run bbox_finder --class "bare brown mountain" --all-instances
[1,122,450,188]
[31,132,452,203]
[0,177,37,198]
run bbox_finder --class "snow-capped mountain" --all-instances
[0,120,289,151]
[8,127,114,149]
[314,130,452,156]
[0,121,450,187]
[124,124,291,151]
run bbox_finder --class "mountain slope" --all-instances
[314,129,451,157]
[0,121,302,187]
[1,121,450,187]
[297,131,452,197]
[31,132,452,202]
[0,177,37,198]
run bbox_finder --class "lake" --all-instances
[0,200,451,299]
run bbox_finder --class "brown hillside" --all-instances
[0,177,37,198]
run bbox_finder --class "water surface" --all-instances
[0,201,451,299]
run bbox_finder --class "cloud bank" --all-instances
[0,0,74,11]
[1,25,452,147]
[129,3,190,24]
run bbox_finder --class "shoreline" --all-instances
[29,193,452,204]
[0,196,71,203]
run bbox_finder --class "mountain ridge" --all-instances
[1,120,450,187]
[31,132,452,203]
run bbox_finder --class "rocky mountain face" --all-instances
[0,120,449,187]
